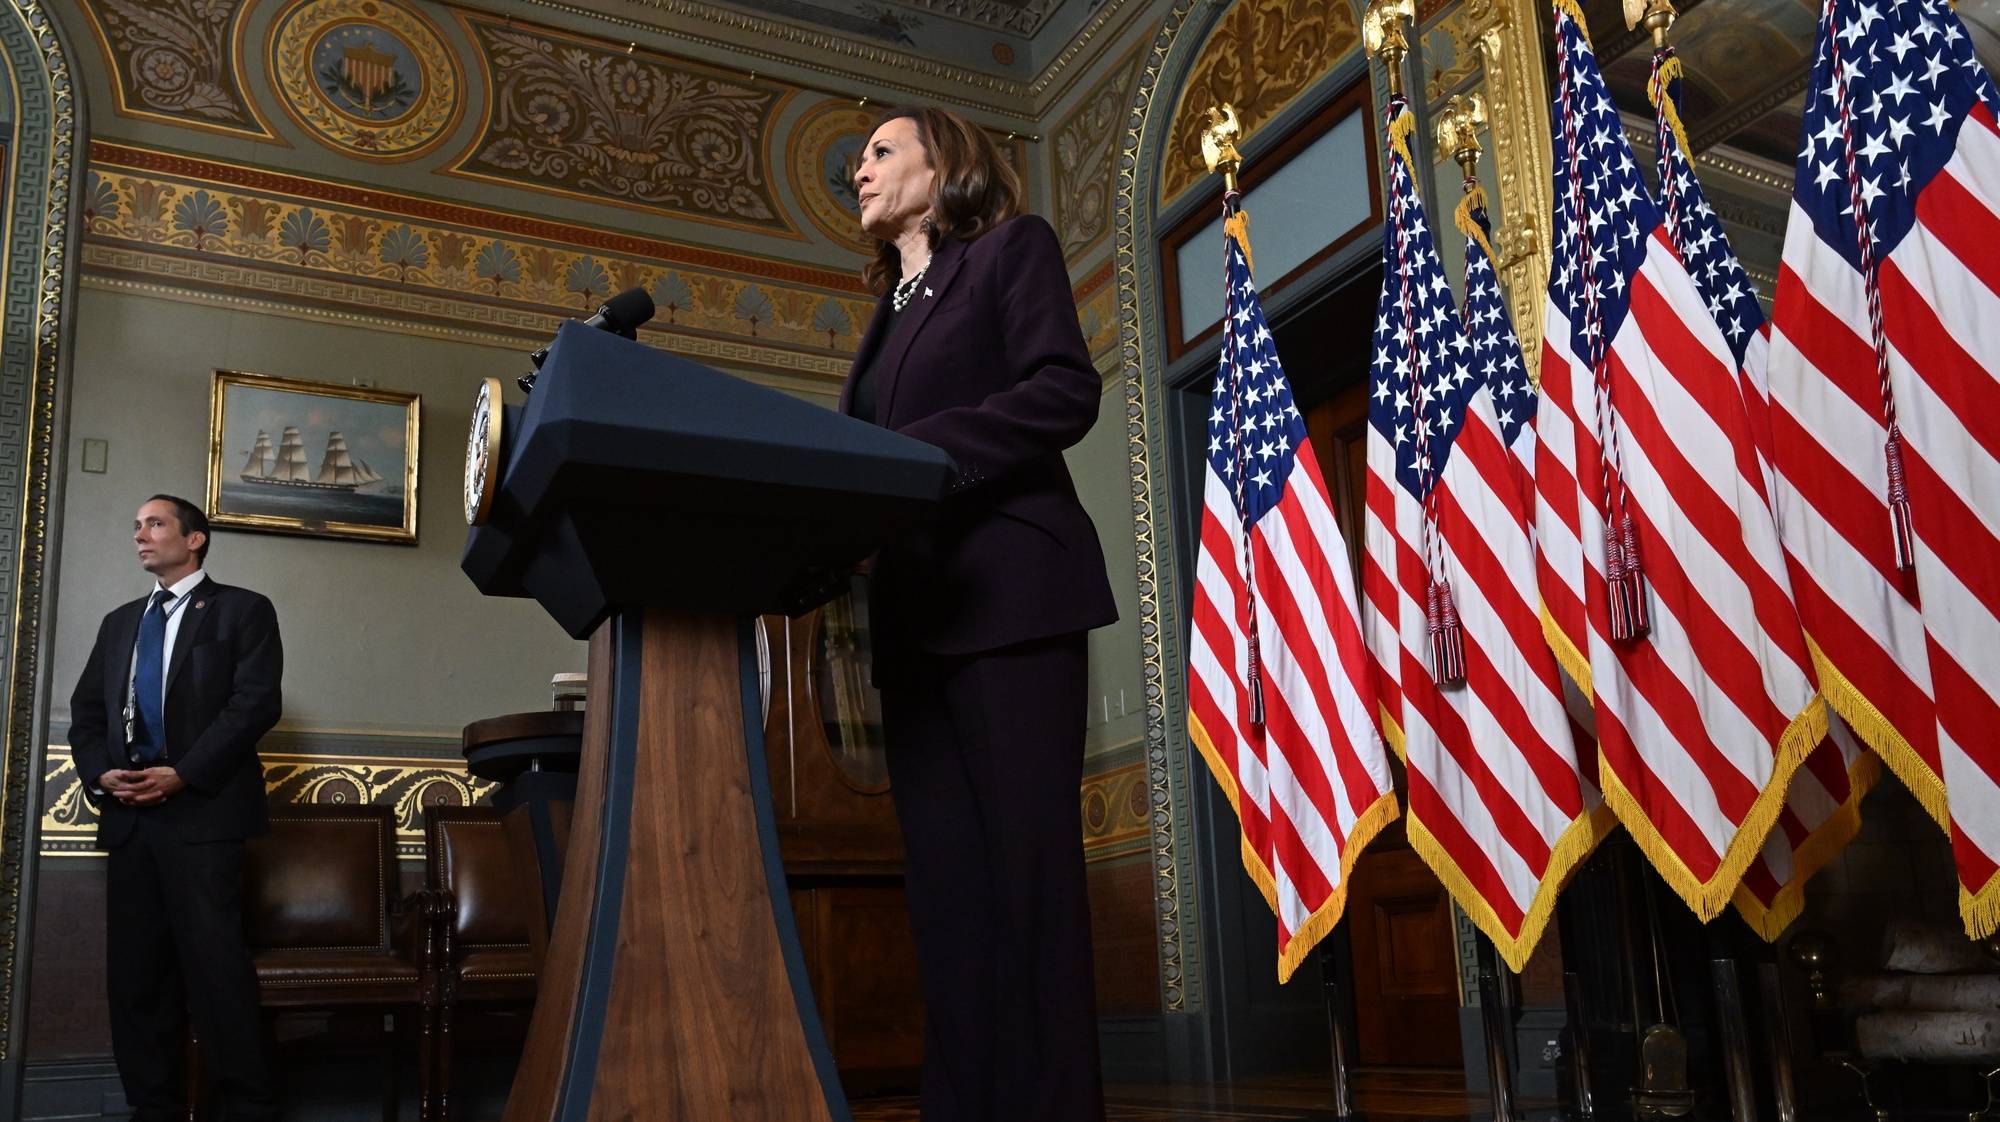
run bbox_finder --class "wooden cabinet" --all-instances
[761,600,924,1091]
[1347,841,1465,1068]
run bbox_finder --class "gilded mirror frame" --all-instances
[0,0,83,1094]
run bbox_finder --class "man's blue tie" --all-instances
[131,589,172,762]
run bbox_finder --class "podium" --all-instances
[462,323,951,1121]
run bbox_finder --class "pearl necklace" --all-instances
[892,264,930,312]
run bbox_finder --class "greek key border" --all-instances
[0,0,77,1064]
[1114,0,1213,1016]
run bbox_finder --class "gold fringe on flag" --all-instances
[1186,712,1401,983]
[1730,751,1883,939]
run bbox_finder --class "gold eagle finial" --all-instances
[1433,93,1488,181]
[1202,103,1245,190]
[1362,0,1417,97]
[1624,0,1677,48]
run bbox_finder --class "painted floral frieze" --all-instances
[80,147,873,374]
[77,0,274,137]
[451,16,794,232]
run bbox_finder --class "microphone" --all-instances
[580,287,657,338]
[519,287,659,393]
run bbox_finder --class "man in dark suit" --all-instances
[69,494,281,1122]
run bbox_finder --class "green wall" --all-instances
[51,287,585,737]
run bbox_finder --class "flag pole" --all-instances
[1371,0,1473,687]
[1634,12,1768,1116]
[1362,0,1414,99]
[1201,102,1268,730]
[1432,93,1527,1121]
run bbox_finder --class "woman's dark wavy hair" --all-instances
[861,107,1022,294]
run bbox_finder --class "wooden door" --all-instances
[1305,389,1466,1072]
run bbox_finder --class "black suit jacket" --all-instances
[841,214,1118,661]
[69,577,282,848]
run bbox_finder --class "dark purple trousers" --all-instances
[880,632,1106,1122]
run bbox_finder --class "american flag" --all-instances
[1186,207,1399,982]
[1533,0,1824,920]
[1457,181,1539,486]
[1647,44,1880,939]
[1764,0,2000,936]
[1360,98,1608,970]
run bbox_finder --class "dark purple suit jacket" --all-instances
[840,213,1118,661]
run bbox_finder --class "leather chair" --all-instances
[244,804,440,1121]
[423,806,539,1120]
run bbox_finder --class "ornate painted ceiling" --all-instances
[555,0,2000,164]
[559,0,1117,84]
[1584,0,2000,168]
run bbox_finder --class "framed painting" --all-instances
[206,370,421,544]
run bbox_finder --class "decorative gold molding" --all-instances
[1114,0,1206,1017]
[1028,0,1155,104]
[0,0,78,1062]
[1620,112,1795,196]
[1158,0,1363,206]
[40,744,497,860]
[1424,0,1552,384]
[269,0,467,162]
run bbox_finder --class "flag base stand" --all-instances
[1476,935,1521,1122]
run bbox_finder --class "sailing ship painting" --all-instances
[239,428,387,492]
[209,372,421,544]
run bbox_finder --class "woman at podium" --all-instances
[840,105,1119,1122]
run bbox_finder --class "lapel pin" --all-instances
[924,287,933,299]
[195,600,205,610]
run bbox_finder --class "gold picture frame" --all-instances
[206,370,421,544]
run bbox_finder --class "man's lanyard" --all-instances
[122,587,196,745]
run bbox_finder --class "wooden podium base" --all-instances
[504,609,847,1121]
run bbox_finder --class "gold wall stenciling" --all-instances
[786,98,875,257]
[450,13,797,235]
[269,0,464,161]
[1157,0,1362,206]
[73,0,278,140]
[41,744,497,859]
[1081,760,1152,863]
[1053,38,1147,258]
[82,143,877,380]
[1074,259,1119,366]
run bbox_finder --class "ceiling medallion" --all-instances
[270,0,464,160]
[787,99,881,257]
